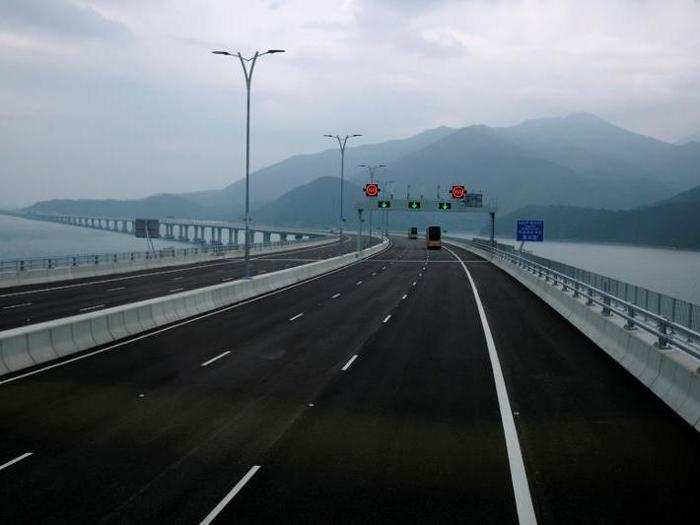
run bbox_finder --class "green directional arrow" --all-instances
[408,200,421,210]
[377,200,391,208]
[438,202,452,210]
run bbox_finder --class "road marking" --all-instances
[0,452,33,472]
[382,266,386,270]
[169,288,184,293]
[444,245,537,525]
[372,272,376,276]
[79,304,105,312]
[201,350,231,367]
[171,277,183,281]
[106,287,125,292]
[383,314,391,323]
[401,294,407,300]
[418,272,422,277]
[0,241,393,387]
[356,280,363,285]
[200,465,261,525]
[2,302,32,310]
[331,293,341,299]
[289,313,304,321]
[341,354,358,371]
[221,277,237,282]
[412,281,417,286]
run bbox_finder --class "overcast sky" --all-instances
[1,0,699,206]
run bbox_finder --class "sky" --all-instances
[1,0,699,207]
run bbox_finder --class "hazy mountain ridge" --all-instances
[495,185,700,249]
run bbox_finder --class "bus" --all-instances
[408,227,418,239]
[426,225,441,249]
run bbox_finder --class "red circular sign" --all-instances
[450,185,466,199]
[364,183,380,197]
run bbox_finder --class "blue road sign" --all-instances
[516,219,544,242]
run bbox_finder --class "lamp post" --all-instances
[324,134,362,246]
[358,164,386,243]
[213,48,285,277]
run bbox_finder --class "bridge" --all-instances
[0,233,697,523]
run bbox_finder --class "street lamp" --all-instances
[358,164,386,242]
[213,48,285,278]
[324,133,362,245]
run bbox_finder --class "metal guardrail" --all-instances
[0,239,306,280]
[470,238,700,359]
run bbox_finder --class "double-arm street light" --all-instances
[359,164,386,241]
[324,134,362,244]
[213,48,285,278]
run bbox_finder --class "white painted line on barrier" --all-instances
[169,288,184,293]
[341,354,358,371]
[2,302,32,310]
[444,245,537,525]
[0,242,392,387]
[0,452,33,472]
[289,313,304,322]
[331,293,341,299]
[79,304,105,312]
[200,465,261,525]
[106,287,125,292]
[201,350,231,367]
[383,314,391,323]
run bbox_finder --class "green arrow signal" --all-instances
[438,202,451,210]
[378,200,391,208]
[408,200,421,209]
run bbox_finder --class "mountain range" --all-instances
[23,113,700,241]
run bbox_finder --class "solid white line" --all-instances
[169,288,184,293]
[401,294,407,300]
[2,302,32,309]
[383,314,391,323]
[331,293,341,299]
[341,354,358,371]
[201,350,231,367]
[221,277,237,282]
[289,313,304,321]
[0,452,33,472]
[106,287,125,292]
[0,242,392,387]
[200,465,261,525]
[356,280,363,285]
[444,245,537,525]
[79,304,105,312]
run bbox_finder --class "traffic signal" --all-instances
[363,183,380,197]
[377,200,391,208]
[450,185,466,199]
[407,200,421,210]
[438,202,451,210]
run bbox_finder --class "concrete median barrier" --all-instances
[449,239,700,432]
[0,239,389,379]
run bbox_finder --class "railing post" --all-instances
[657,318,670,348]
[573,281,580,298]
[48,258,53,270]
[72,257,77,267]
[19,260,25,272]
[94,255,99,265]
[624,305,636,330]
[602,281,611,316]
[688,304,695,344]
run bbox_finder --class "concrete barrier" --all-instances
[0,236,337,290]
[448,239,700,432]
[0,239,389,379]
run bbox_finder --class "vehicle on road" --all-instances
[426,225,441,249]
[408,227,418,239]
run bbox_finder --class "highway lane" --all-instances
[0,237,369,331]
[0,237,698,523]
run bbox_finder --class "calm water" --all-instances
[451,234,700,305]
[0,215,191,260]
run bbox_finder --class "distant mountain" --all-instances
[494,185,700,249]
[676,131,700,145]
[24,194,208,219]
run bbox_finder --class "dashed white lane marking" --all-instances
[200,465,261,525]
[106,287,125,292]
[341,354,358,371]
[0,452,33,472]
[418,272,422,277]
[382,266,386,270]
[356,280,363,285]
[2,302,32,310]
[171,277,183,281]
[331,293,341,299]
[79,304,105,312]
[401,294,407,300]
[444,245,537,525]
[412,281,417,287]
[201,350,231,367]
[383,314,391,323]
[372,272,377,276]
[289,313,304,322]
[169,288,184,293]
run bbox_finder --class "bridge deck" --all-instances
[0,237,696,523]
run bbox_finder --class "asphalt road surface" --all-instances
[0,237,697,523]
[0,237,368,331]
